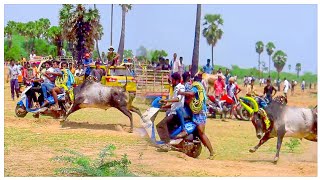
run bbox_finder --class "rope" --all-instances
[189,81,205,114]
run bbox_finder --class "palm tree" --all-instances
[202,14,223,68]
[255,41,264,78]
[272,50,287,79]
[288,64,291,72]
[4,21,16,48]
[118,4,132,63]
[59,4,103,61]
[266,42,275,76]
[93,4,103,61]
[110,4,114,46]
[47,26,62,55]
[295,63,301,78]
[191,4,201,77]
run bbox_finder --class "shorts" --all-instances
[193,111,207,125]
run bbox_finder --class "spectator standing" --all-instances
[224,69,231,85]
[179,57,185,76]
[214,74,225,99]
[172,53,181,73]
[7,60,20,100]
[283,78,289,98]
[29,50,36,60]
[203,59,213,74]
[301,79,305,92]
[291,80,296,95]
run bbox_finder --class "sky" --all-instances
[4,4,318,74]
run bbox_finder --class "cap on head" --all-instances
[108,46,114,51]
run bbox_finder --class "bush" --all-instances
[51,144,134,177]
[284,138,300,152]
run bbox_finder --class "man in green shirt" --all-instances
[107,46,120,66]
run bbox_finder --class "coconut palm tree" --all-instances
[59,4,103,61]
[266,42,276,76]
[255,41,264,78]
[191,4,201,77]
[288,64,291,72]
[272,50,287,79]
[4,21,16,48]
[47,26,62,55]
[202,14,223,68]
[118,4,132,63]
[295,63,301,78]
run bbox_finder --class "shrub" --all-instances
[51,144,134,177]
[284,138,300,152]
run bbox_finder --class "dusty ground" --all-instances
[3,72,318,177]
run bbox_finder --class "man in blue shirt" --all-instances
[202,59,213,74]
[83,53,93,79]
[178,76,215,159]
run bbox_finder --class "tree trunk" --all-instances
[258,53,261,78]
[297,70,300,78]
[277,71,280,80]
[94,4,102,61]
[211,44,214,71]
[268,55,271,77]
[110,4,113,46]
[191,4,201,77]
[118,5,126,64]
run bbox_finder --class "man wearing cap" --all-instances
[107,46,119,66]
[90,61,105,82]
[83,53,93,79]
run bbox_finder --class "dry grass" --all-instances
[3,70,317,177]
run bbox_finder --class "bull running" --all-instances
[14,60,317,162]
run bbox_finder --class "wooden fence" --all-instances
[134,66,171,98]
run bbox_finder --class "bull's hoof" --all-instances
[249,148,256,153]
[273,156,279,163]
[129,128,133,133]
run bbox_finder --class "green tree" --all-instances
[272,50,287,79]
[47,26,62,55]
[255,41,264,78]
[94,4,103,61]
[296,63,302,78]
[117,4,132,63]
[123,49,134,59]
[149,50,168,62]
[266,42,276,76]
[59,4,103,61]
[4,21,16,48]
[202,14,223,68]
[191,4,201,76]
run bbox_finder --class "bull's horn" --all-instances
[244,96,259,112]
[240,100,254,114]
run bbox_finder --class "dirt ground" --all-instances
[3,72,318,177]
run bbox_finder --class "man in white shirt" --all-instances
[29,50,36,60]
[283,77,289,98]
[172,53,181,73]
[156,72,185,143]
